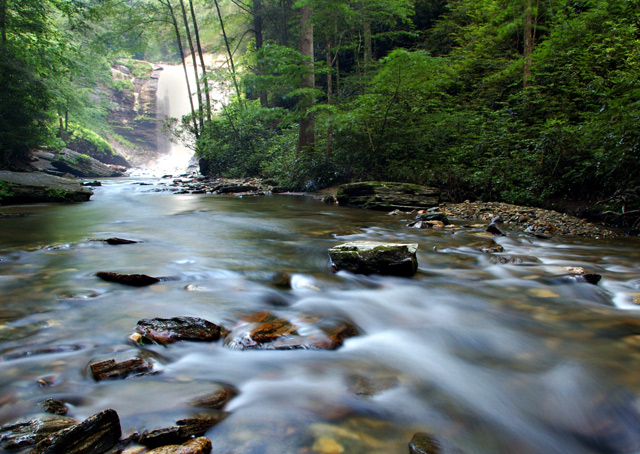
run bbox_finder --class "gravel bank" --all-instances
[439,201,617,238]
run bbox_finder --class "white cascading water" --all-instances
[153,64,198,175]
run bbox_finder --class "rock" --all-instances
[478,242,504,253]
[328,241,419,276]
[218,185,259,194]
[223,311,359,351]
[409,432,465,454]
[30,409,122,454]
[51,149,124,178]
[90,357,154,381]
[486,217,506,236]
[134,317,226,344]
[96,272,161,287]
[145,437,212,454]
[82,180,102,186]
[40,399,69,416]
[409,433,441,454]
[187,385,238,409]
[408,220,445,229]
[0,170,93,204]
[488,255,542,265]
[0,416,78,450]
[90,238,140,245]
[336,182,440,211]
[140,418,224,448]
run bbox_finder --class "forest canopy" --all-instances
[1,0,639,216]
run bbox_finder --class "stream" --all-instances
[2,178,640,453]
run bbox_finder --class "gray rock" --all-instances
[0,171,93,205]
[336,182,439,211]
[329,241,419,276]
[51,149,124,178]
[96,272,161,287]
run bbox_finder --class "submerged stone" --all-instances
[186,384,239,409]
[135,317,226,344]
[96,272,160,287]
[139,418,224,448]
[223,311,359,351]
[145,437,212,454]
[329,241,419,276]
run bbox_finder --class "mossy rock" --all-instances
[0,171,92,205]
[336,182,440,211]
[329,241,419,276]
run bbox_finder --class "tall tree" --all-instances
[189,0,212,121]
[297,0,314,152]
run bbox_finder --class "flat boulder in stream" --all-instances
[0,416,78,450]
[336,182,439,211]
[0,171,93,204]
[329,241,419,276]
[223,311,359,351]
[134,317,227,344]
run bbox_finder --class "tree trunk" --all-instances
[523,0,533,87]
[0,0,7,42]
[189,0,212,122]
[326,36,333,157]
[163,0,199,137]
[178,0,204,132]
[254,0,268,107]
[297,2,314,153]
[213,0,243,105]
[363,18,372,65]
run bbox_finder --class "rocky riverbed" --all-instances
[439,201,617,239]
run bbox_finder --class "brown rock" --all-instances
[30,409,122,454]
[336,182,440,211]
[146,437,212,454]
[139,418,224,448]
[135,317,226,344]
[90,358,153,381]
[0,416,77,450]
[224,311,359,351]
[187,384,238,409]
[40,399,68,416]
[96,272,160,287]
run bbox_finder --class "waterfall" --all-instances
[153,64,198,175]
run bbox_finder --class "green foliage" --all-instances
[197,100,295,178]
[68,124,115,159]
[0,45,51,167]
[121,59,153,79]
[0,181,17,202]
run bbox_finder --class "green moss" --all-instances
[0,181,16,202]
[122,59,153,79]
[112,79,134,92]
[45,188,70,200]
[69,124,114,158]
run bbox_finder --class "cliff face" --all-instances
[108,62,162,167]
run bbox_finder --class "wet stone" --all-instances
[135,317,227,345]
[329,241,419,277]
[223,311,359,351]
[30,409,122,454]
[139,417,224,448]
[186,384,238,409]
[40,399,68,416]
[90,358,153,381]
[96,272,160,287]
[409,432,464,454]
[145,437,212,454]
[488,255,542,265]
[96,238,140,245]
[0,416,78,450]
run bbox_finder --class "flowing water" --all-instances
[2,180,640,453]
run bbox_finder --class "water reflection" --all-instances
[1,180,640,453]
